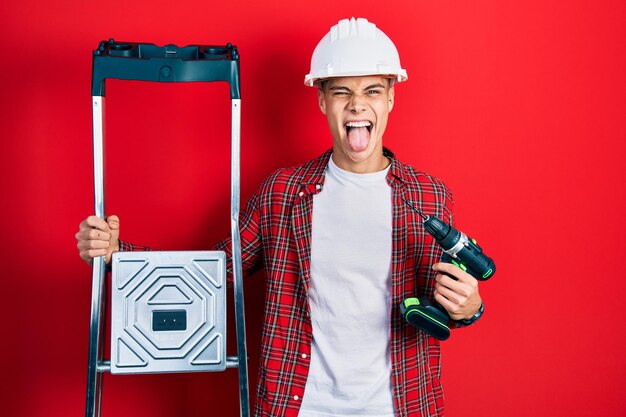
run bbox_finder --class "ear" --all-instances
[318,88,327,115]
[388,86,395,113]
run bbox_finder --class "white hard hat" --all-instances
[304,17,408,87]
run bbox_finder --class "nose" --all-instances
[349,94,366,113]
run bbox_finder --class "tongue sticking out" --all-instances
[347,127,370,152]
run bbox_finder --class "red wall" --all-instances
[2,1,625,416]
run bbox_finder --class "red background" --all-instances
[1,1,625,416]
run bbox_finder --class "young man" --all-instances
[76,18,482,417]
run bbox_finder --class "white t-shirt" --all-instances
[298,155,395,417]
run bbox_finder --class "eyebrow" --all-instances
[363,83,386,90]
[329,85,351,92]
[328,83,386,92]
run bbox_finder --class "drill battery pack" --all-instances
[400,298,451,341]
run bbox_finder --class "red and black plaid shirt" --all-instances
[212,148,455,417]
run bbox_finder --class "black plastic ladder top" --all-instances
[92,39,241,98]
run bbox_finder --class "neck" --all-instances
[331,149,390,174]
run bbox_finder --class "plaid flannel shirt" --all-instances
[213,148,455,417]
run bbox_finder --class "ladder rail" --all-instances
[86,95,106,417]
[230,98,250,417]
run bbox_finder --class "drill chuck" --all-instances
[423,216,495,281]
[423,216,457,250]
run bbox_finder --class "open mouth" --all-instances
[345,120,373,134]
[344,121,373,152]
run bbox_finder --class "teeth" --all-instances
[345,121,372,128]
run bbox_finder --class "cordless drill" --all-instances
[400,197,496,340]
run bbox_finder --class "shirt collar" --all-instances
[383,147,411,189]
[300,147,411,192]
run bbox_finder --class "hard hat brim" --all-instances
[304,71,408,87]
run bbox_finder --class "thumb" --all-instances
[106,215,120,230]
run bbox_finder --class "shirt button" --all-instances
[301,353,307,359]
[294,395,300,401]
[298,191,304,197]
[316,184,321,190]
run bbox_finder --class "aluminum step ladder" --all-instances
[86,39,249,417]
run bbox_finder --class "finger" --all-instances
[438,273,474,298]
[435,290,470,319]
[77,239,110,250]
[75,228,112,242]
[435,282,464,305]
[79,215,110,232]
[88,228,111,241]
[433,262,474,283]
[80,248,108,260]
[435,272,457,289]
[106,215,120,230]
[435,273,469,296]
[80,228,112,241]
[433,262,462,276]
[434,292,460,316]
